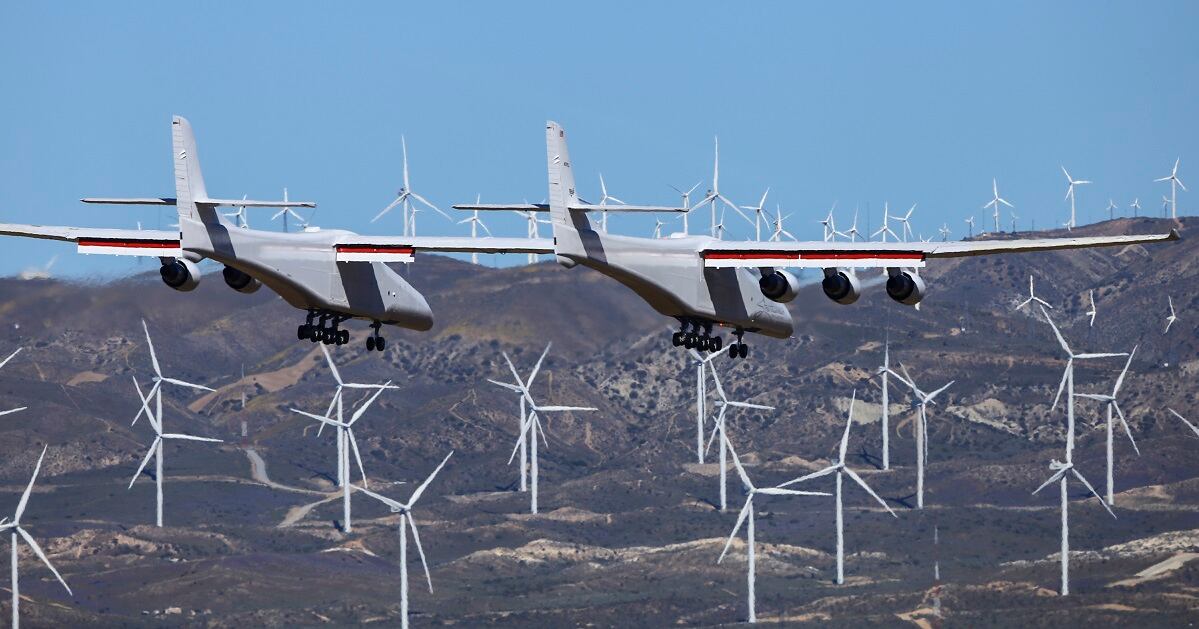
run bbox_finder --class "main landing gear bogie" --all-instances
[672,319,746,358]
[297,310,352,347]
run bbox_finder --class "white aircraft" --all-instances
[0,116,546,351]
[453,121,1179,359]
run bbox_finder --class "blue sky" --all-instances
[1,2,1195,278]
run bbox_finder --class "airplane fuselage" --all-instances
[562,230,794,339]
[180,216,433,330]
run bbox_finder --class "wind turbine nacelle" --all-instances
[886,270,926,306]
[222,265,262,294]
[760,270,802,303]
[160,258,201,292]
[821,269,861,305]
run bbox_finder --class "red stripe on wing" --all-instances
[703,250,924,261]
[335,245,416,254]
[77,239,179,249]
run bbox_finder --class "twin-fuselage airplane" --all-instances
[0,117,1179,357]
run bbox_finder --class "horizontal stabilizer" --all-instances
[82,197,314,209]
[568,204,688,213]
[82,198,177,206]
[453,203,685,213]
[453,203,550,212]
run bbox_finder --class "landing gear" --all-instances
[366,321,386,352]
[297,310,351,346]
[727,328,749,360]
[674,319,725,354]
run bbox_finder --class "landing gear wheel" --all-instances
[366,336,376,351]
[712,336,723,351]
[297,325,308,340]
[728,344,738,360]
[310,329,321,343]
[376,337,386,351]
[672,332,683,347]
[340,330,349,345]
[738,343,749,359]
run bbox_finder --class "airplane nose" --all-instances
[391,284,434,331]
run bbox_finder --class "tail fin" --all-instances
[545,121,591,262]
[171,116,211,223]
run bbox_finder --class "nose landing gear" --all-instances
[365,321,386,352]
[726,328,749,360]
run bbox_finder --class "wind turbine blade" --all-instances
[527,343,553,388]
[350,383,391,424]
[1168,408,1199,437]
[723,435,754,490]
[838,391,857,463]
[717,498,754,564]
[707,362,728,402]
[759,487,831,497]
[290,408,348,429]
[348,430,368,487]
[1070,469,1117,518]
[0,407,25,418]
[1040,306,1071,356]
[14,445,47,522]
[406,515,435,593]
[885,367,915,391]
[777,465,838,488]
[844,467,896,517]
[1052,365,1070,411]
[533,405,596,413]
[1112,347,1137,395]
[160,377,215,392]
[501,353,530,398]
[131,376,156,427]
[354,484,406,510]
[161,433,223,443]
[926,381,955,404]
[487,379,523,392]
[321,344,343,385]
[1075,353,1128,359]
[16,527,71,595]
[725,401,774,411]
[1032,468,1068,495]
[371,197,403,223]
[0,347,21,370]
[408,451,454,506]
[412,192,450,220]
[1112,403,1140,456]
[129,437,161,488]
[141,319,161,376]
[705,407,727,455]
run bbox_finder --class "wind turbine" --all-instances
[515,208,551,264]
[1075,348,1139,505]
[223,194,249,228]
[1085,290,1097,327]
[717,434,829,624]
[713,208,730,241]
[895,204,916,242]
[3,446,72,629]
[652,218,666,239]
[497,353,596,514]
[271,188,306,233]
[767,206,797,242]
[875,338,893,470]
[844,208,861,242]
[1031,457,1115,596]
[457,197,492,264]
[1016,275,1052,310]
[355,451,453,629]
[938,223,950,241]
[885,366,954,509]
[1154,158,1186,219]
[1167,408,1199,438]
[669,181,702,235]
[964,216,976,238]
[1164,296,1178,333]
[780,392,897,584]
[1161,195,1171,218]
[983,179,1013,233]
[488,344,553,492]
[1061,166,1091,230]
[596,173,626,234]
[820,205,839,242]
[291,384,391,533]
[691,137,745,238]
[0,348,26,417]
[372,136,449,237]
[740,189,771,241]
[871,203,899,242]
[1010,210,1019,234]
[1130,198,1141,217]
[129,320,220,527]
[705,363,775,512]
[1105,199,1118,221]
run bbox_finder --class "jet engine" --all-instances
[886,270,927,305]
[222,265,262,294]
[821,269,861,305]
[159,258,201,292]
[759,270,801,303]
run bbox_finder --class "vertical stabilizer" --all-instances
[171,116,211,224]
[545,121,590,262]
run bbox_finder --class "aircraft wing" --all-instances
[0,223,181,257]
[333,236,554,262]
[700,230,1180,268]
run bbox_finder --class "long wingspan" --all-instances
[0,223,180,257]
[701,230,1179,268]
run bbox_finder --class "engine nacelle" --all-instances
[886,270,927,305]
[759,270,801,303]
[821,269,861,305]
[222,266,262,294]
[160,259,201,292]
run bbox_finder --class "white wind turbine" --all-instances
[740,189,771,241]
[876,338,893,470]
[820,205,838,242]
[223,194,249,228]
[372,136,449,237]
[705,364,775,512]
[1167,408,1199,438]
[1061,166,1091,230]
[964,216,976,238]
[895,204,916,242]
[129,320,220,527]
[1164,296,1178,333]
[1085,290,1097,327]
[686,348,725,464]
[984,179,1013,233]
[1010,210,1019,234]
[938,223,950,241]
[1016,275,1052,310]
[1161,195,1171,218]
[488,344,553,492]
[717,434,829,624]
[844,208,861,242]
[885,366,953,509]
[780,392,897,584]
[1130,198,1142,217]
[652,218,666,239]
[871,203,900,242]
[271,188,306,233]
[596,173,626,234]
[1154,158,1186,219]
[1105,199,1118,221]
[498,353,596,514]
[0,348,26,418]
[670,181,702,235]
[767,206,797,242]
[458,196,492,264]
[1075,348,1139,506]
[3,446,72,629]
[691,137,745,238]
[291,384,391,533]
[515,208,551,264]
[355,451,453,629]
